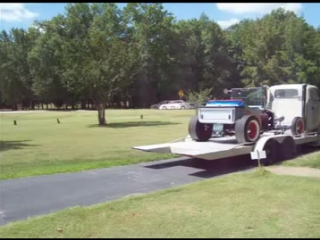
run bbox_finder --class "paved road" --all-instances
[0,156,256,226]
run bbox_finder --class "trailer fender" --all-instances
[254,135,295,151]
[252,135,296,164]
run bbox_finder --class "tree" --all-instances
[186,88,213,109]
[29,16,72,109]
[1,5,320,114]
[0,29,36,109]
[234,9,319,87]
[124,3,176,107]
[62,3,139,125]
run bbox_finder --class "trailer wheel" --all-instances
[279,137,296,161]
[188,115,213,142]
[235,115,261,144]
[261,139,280,166]
[291,117,304,136]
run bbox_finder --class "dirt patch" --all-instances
[266,166,320,178]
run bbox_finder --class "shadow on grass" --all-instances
[276,145,320,165]
[298,145,320,155]
[87,121,181,128]
[0,140,39,152]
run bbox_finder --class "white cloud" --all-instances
[0,3,38,22]
[216,3,302,15]
[217,18,240,29]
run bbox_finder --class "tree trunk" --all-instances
[96,101,106,125]
[12,103,17,111]
[81,100,86,110]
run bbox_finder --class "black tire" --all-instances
[279,137,296,161]
[188,115,213,142]
[181,106,185,110]
[235,115,261,144]
[162,106,167,110]
[291,117,304,136]
[261,139,280,166]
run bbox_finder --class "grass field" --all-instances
[281,150,320,169]
[0,170,319,238]
[0,109,194,180]
[2,109,320,180]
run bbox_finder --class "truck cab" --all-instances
[267,84,320,133]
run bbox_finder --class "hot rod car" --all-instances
[189,84,320,144]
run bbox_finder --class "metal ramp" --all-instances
[133,136,254,160]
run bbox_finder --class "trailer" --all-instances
[133,84,320,165]
[133,131,320,165]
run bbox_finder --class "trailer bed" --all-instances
[133,132,319,161]
[133,136,254,160]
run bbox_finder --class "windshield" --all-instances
[230,87,265,107]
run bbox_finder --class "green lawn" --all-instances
[0,170,319,238]
[282,148,320,169]
[0,109,194,180]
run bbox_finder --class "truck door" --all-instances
[307,88,320,131]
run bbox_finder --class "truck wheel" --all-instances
[291,117,304,136]
[188,115,213,142]
[261,139,280,166]
[235,115,261,144]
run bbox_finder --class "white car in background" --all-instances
[159,100,191,110]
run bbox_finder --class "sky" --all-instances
[0,3,319,32]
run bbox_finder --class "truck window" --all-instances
[274,89,299,99]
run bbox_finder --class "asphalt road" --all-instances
[0,155,256,226]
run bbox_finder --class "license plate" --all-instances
[213,123,224,132]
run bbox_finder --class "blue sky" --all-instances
[0,3,319,32]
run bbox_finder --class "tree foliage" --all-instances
[0,5,319,124]
[186,88,213,108]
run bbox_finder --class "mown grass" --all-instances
[0,171,319,238]
[0,109,194,180]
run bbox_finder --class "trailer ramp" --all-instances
[133,136,254,160]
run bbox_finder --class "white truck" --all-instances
[133,84,320,165]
